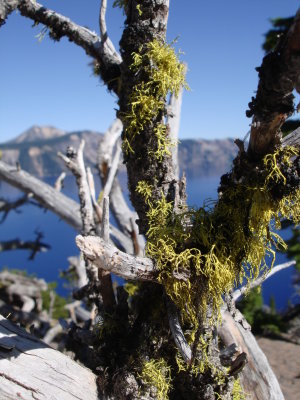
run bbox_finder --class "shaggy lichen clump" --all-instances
[137,146,300,363]
[123,39,187,160]
[139,358,172,400]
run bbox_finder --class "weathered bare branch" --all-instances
[0,0,18,24]
[0,159,82,230]
[232,260,296,302]
[100,196,110,242]
[0,193,33,223]
[58,140,95,235]
[0,0,121,92]
[247,7,300,157]
[99,0,108,39]
[76,235,156,281]
[86,166,103,228]
[0,235,50,260]
[101,139,122,202]
[98,119,145,254]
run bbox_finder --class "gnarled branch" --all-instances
[0,0,121,92]
[76,234,156,281]
[247,7,300,157]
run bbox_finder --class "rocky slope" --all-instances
[0,126,237,178]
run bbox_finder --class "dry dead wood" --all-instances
[219,310,284,400]
[0,315,99,400]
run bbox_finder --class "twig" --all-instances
[48,290,56,320]
[232,260,296,302]
[100,140,122,203]
[99,0,108,39]
[58,140,94,235]
[54,172,66,192]
[97,119,145,254]
[100,196,110,242]
[67,255,88,289]
[86,167,102,223]
[0,236,50,259]
[0,193,33,223]
[43,323,63,345]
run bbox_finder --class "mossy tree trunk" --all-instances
[1,1,300,400]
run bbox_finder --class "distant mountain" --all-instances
[0,126,103,177]
[178,138,237,177]
[0,126,237,178]
[7,126,66,144]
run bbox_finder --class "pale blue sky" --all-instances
[0,0,299,142]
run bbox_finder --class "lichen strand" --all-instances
[136,146,300,377]
[123,39,187,160]
[232,378,246,400]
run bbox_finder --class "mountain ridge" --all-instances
[0,126,237,178]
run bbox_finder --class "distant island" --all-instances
[0,125,237,178]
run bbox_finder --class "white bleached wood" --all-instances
[0,160,82,230]
[0,315,99,400]
[101,140,122,203]
[58,140,95,235]
[98,119,145,254]
[100,196,110,242]
[76,235,155,281]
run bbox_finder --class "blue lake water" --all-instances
[0,174,298,310]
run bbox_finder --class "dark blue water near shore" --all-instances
[0,174,298,310]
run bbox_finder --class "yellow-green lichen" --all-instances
[232,378,246,400]
[264,146,298,184]
[124,282,139,297]
[139,358,172,400]
[136,4,143,16]
[123,39,188,160]
[136,146,300,374]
